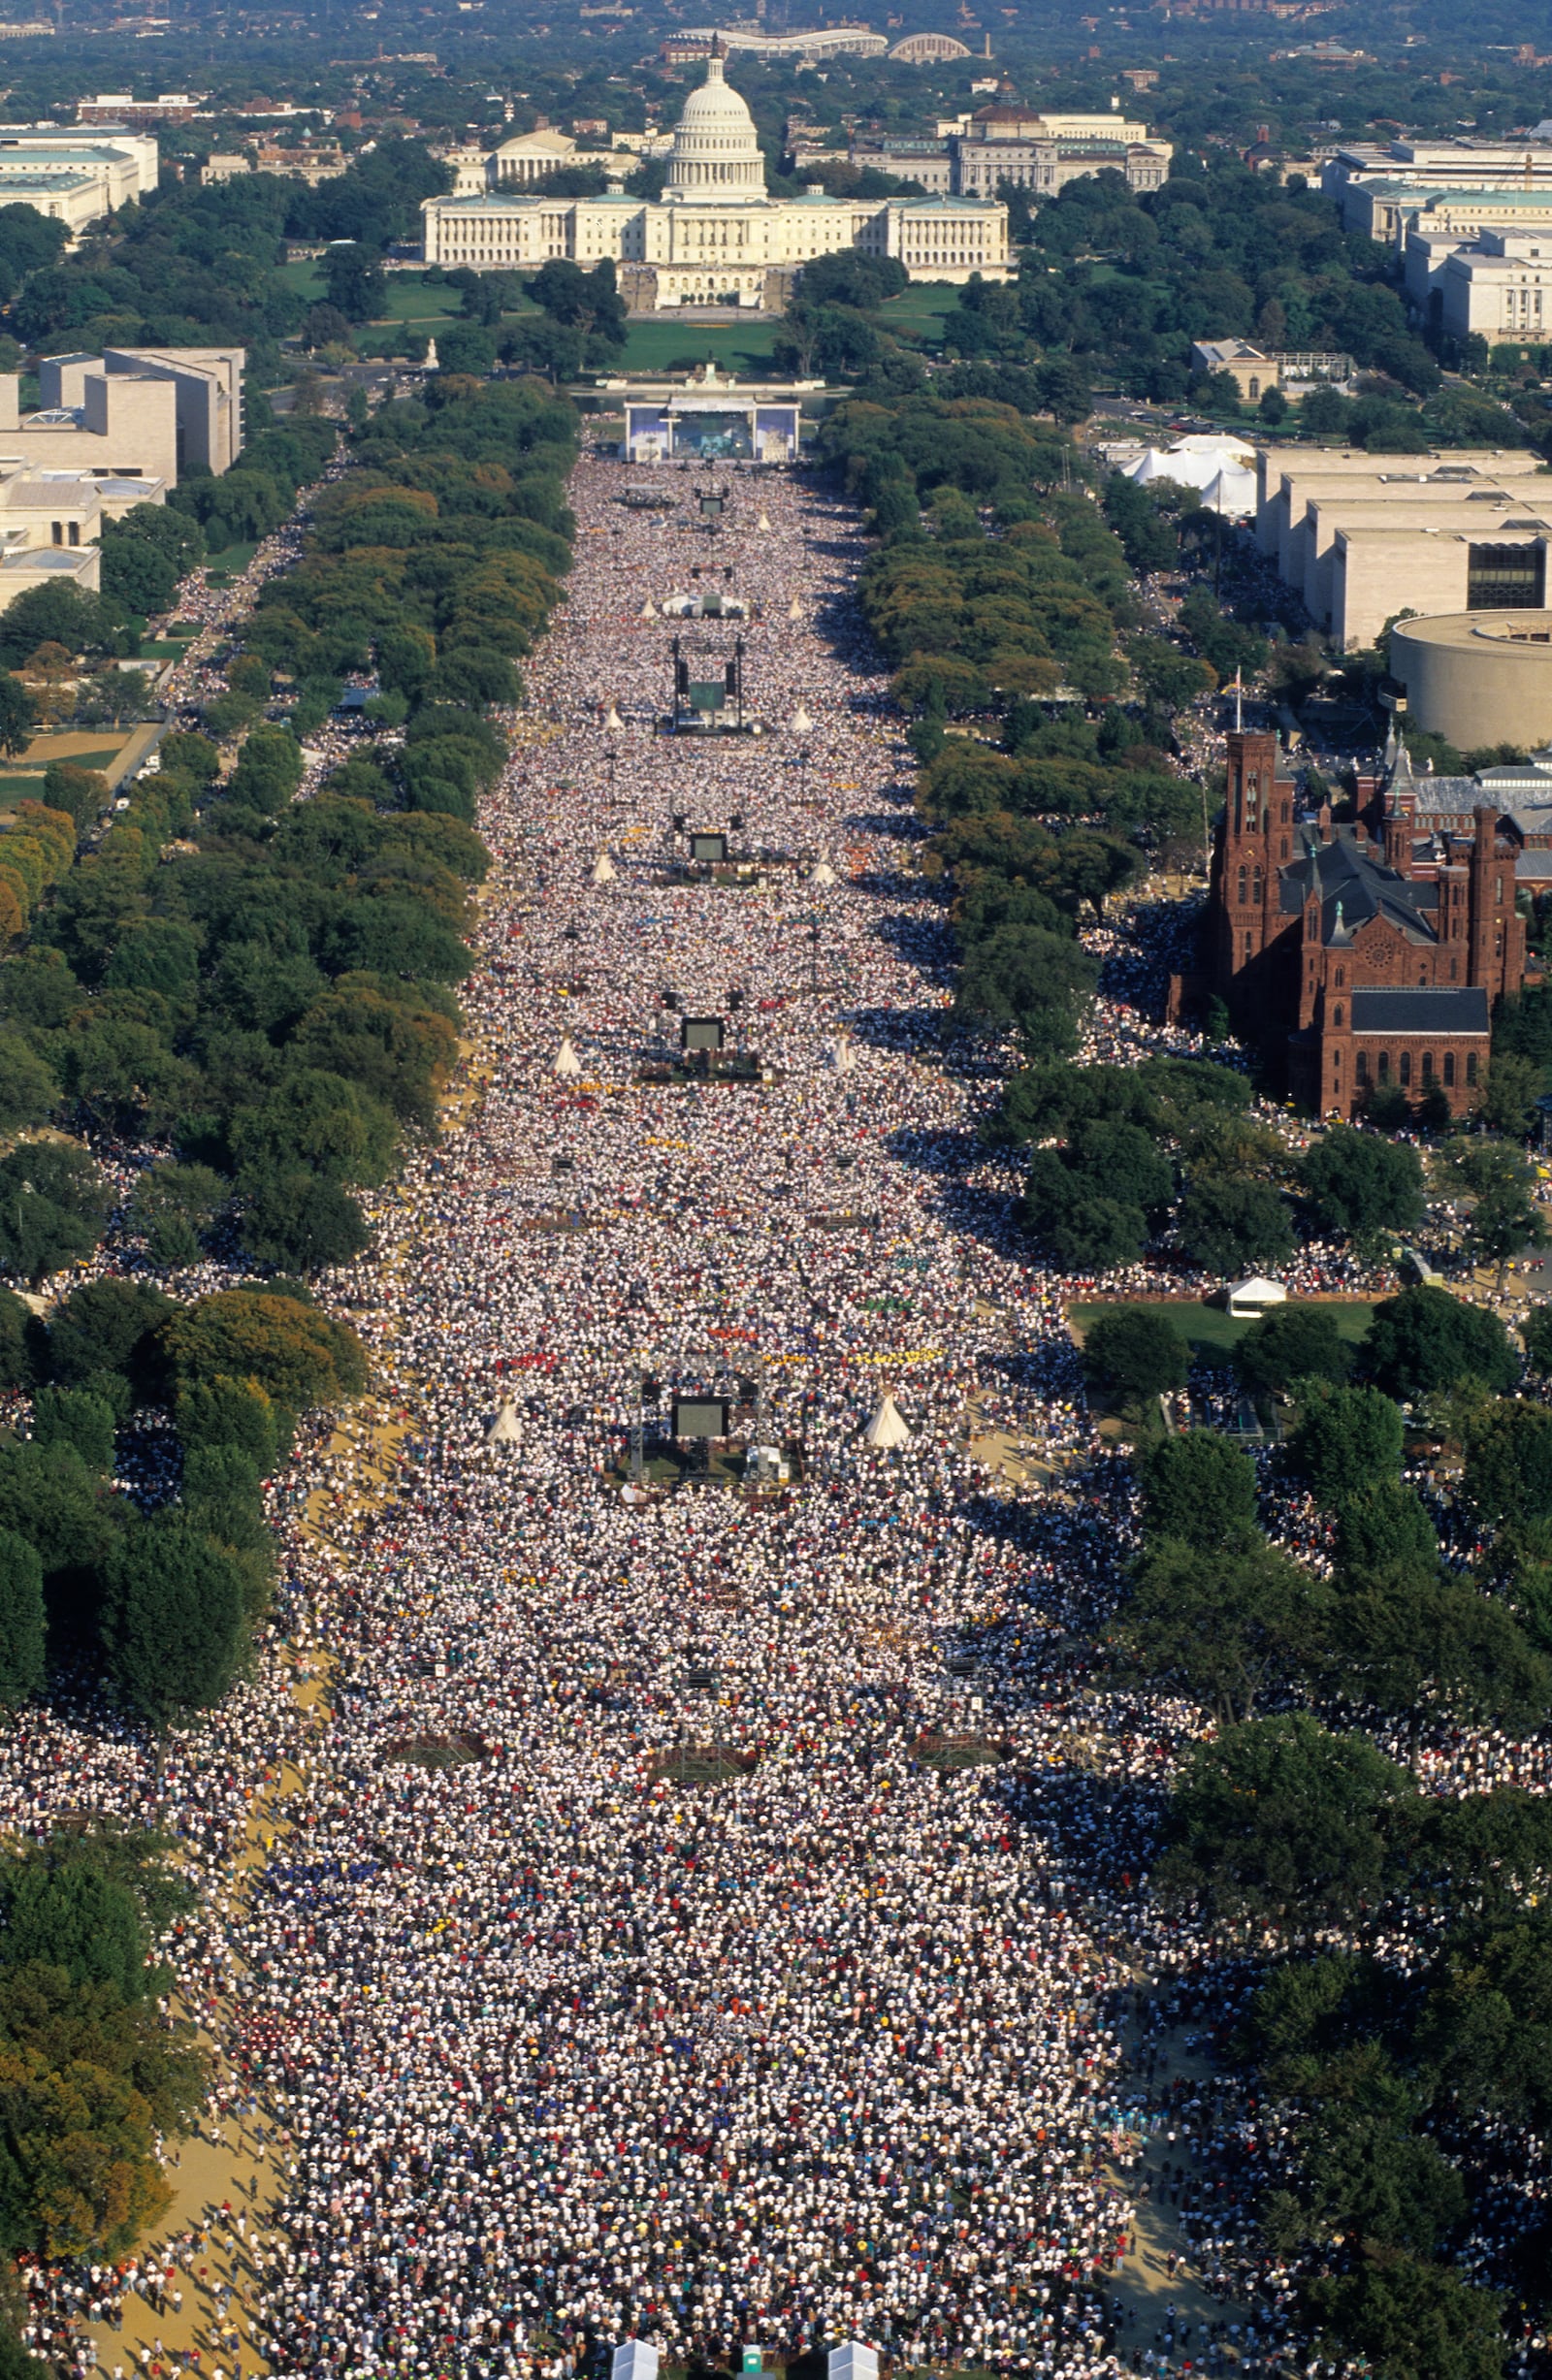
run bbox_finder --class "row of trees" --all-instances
[0,1828,208,2268]
[1002,1055,1547,1279]
[1088,1279,1552,2373]
[0,377,575,1277]
[0,1270,364,1721]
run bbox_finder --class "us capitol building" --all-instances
[420,46,1011,310]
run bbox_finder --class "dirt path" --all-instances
[1099,2010,1256,2372]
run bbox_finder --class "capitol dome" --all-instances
[665,47,767,204]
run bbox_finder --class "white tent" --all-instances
[640,598,658,620]
[1201,465,1258,518]
[788,594,803,621]
[862,1392,912,1449]
[1121,437,1254,495]
[791,704,813,735]
[554,1035,583,1077]
[1226,1274,1287,1316]
[757,511,771,531]
[832,1036,856,1074]
[592,852,617,884]
[810,858,837,885]
[603,702,624,731]
[486,1396,523,1446]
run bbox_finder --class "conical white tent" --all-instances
[592,852,617,884]
[862,1393,911,1449]
[833,1036,856,1074]
[788,594,803,620]
[603,702,624,731]
[486,1396,523,1446]
[810,858,837,885]
[757,511,771,531]
[554,1035,582,1077]
[640,598,658,620]
[791,704,813,735]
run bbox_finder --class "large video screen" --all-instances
[681,1015,725,1051]
[755,405,799,463]
[626,404,671,460]
[672,409,754,461]
[673,1397,729,1439]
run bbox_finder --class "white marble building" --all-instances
[420,48,1010,309]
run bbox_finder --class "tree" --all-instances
[1118,1535,1327,1722]
[0,584,107,666]
[954,923,1097,1058]
[1082,1305,1187,1400]
[1461,1399,1552,1528]
[30,1387,114,1474]
[174,1374,288,1474]
[1157,1713,1418,1927]
[1480,1049,1543,1138]
[99,1517,245,1724]
[1236,1305,1353,1398]
[1329,1560,1551,1729]
[0,1030,57,1139]
[0,674,35,759]
[0,1441,115,1584]
[0,1144,110,1286]
[1177,1176,1293,1277]
[1332,1480,1438,1581]
[1303,2255,1505,2380]
[38,762,105,836]
[1447,1142,1548,1290]
[125,1163,226,1269]
[1292,1384,1404,1511]
[1299,1126,1424,1253]
[162,1289,367,1410]
[236,1168,372,1272]
[1364,1285,1518,1399]
[0,1290,33,1393]
[0,1531,44,1709]
[47,1280,172,1407]
[1522,1302,1552,1377]
[322,241,387,323]
[0,1857,147,2002]
[1138,1429,1258,1550]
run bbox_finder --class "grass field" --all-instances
[202,538,259,578]
[879,281,962,347]
[1068,1299,1377,1362]
[617,315,783,374]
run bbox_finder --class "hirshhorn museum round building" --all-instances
[1391,609,1552,751]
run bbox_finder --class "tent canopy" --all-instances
[1226,1274,1287,1315]
[487,1396,523,1445]
[554,1035,582,1077]
[592,852,617,884]
[862,1392,911,1449]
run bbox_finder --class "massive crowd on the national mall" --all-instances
[3,455,1550,2380]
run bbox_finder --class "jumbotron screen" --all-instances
[690,832,728,862]
[681,1016,725,1052]
[672,1398,728,1439]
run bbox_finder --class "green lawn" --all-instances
[203,539,259,578]
[277,258,325,305]
[1069,1299,1376,1362]
[617,315,783,374]
[879,281,963,347]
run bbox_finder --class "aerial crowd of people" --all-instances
[4,444,1547,2380]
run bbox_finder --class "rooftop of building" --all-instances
[1280,820,1440,944]
[1347,984,1491,1033]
